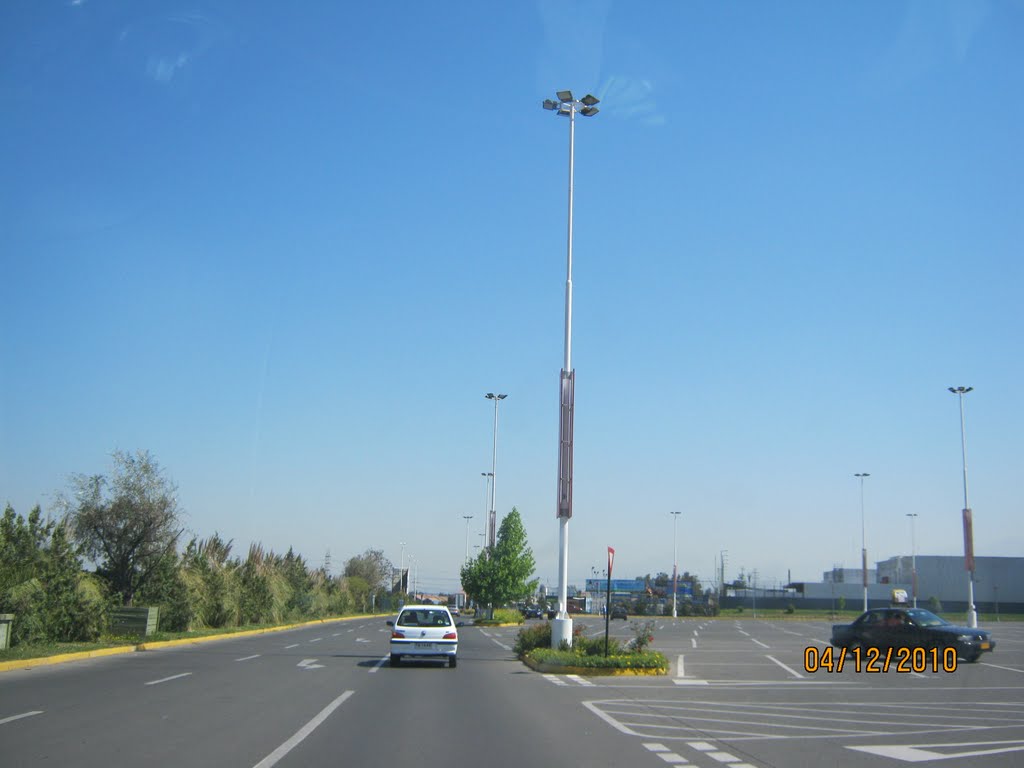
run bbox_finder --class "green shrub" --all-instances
[514,621,552,656]
[527,648,668,672]
[493,607,524,624]
[785,603,796,614]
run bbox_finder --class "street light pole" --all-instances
[485,393,507,551]
[949,386,977,628]
[462,515,474,562]
[543,89,599,650]
[855,473,870,612]
[399,541,407,596]
[671,511,682,618]
[906,513,918,608]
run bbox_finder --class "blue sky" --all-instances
[2,1,1021,594]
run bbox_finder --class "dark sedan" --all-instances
[609,605,628,620]
[831,607,995,662]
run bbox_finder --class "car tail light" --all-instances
[443,632,457,640]
[391,630,405,639]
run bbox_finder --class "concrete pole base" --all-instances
[551,617,573,649]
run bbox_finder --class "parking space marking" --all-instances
[765,655,804,679]
[847,739,1024,763]
[981,662,1024,674]
[751,639,770,649]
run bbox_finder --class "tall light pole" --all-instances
[855,473,870,612]
[543,88,599,650]
[480,472,493,546]
[719,550,728,598]
[671,511,682,618]
[906,513,918,608]
[462,515,474,561]
[399,541,407,595]
[949,386,977,628]
[485,393,507,551]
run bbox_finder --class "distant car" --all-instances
[830,607,995,662]
[522,606,544,619]
[388,605,461,667]
[449,606,460,617]
[610,605,628,620]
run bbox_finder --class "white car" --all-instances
[388,605,460,667]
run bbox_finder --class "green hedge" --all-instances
[527,648,668,671]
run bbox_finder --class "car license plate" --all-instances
[981,642,990,650]
[415,642,432,649]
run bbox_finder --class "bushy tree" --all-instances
[344,549,393,591]
[62,450,183,606]
[461,508,537,608]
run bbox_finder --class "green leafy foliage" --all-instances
[460,508,538,608]
[527,648,668,672]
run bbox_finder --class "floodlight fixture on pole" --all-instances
[906,513,919,608]
[462,515,474,562]
[855,473,870,612]
[671,511,682,618]
[542,88,599,650]
[485,394,507,552]
[949,386,978,628]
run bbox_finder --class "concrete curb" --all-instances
[0,614,376,673]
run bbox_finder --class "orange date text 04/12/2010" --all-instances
[803,645,958,674]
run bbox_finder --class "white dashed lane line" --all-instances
[235,654,261,662]
[144,672,192,686]
[0,711,44,726]
[751,638,770,649]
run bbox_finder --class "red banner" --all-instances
[607,546,615,578]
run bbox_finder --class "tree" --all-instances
[460,507,537,608]
[344,549,393,591]
[62,450,184,606]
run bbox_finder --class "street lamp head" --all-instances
[581,94,600,106]
[485,392,508,401]
[670,511,681,516]
[556,89,573,102]
[855,473,870,479]
[949,386,973,394]
[580,106,599,117]
[542,99,559,110]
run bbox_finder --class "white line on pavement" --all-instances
[981,662,1024,674]
[737,630,750,636]
[492,639,512,651]
[677,655,685,677]
[284,644,299,649]
[751,639,770,649]
[0,711,43,726]
[235,654,261,662]
[369,655,389,673]
[691,638,697,649]
[765,655,804,679]
[567,674,596,687]
[252,690,354,768]
[543,674,568,686]
[332,633,341,637]
[144,672,192,686]
[310,638,322,643]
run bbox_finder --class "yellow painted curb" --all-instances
[0,614,378,671]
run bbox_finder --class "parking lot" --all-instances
[492,616,1024,766]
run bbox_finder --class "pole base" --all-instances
[551,617,573,649]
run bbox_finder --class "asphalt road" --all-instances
[2,615,1023,767]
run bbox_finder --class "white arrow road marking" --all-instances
[297,659,324,670]
[0,711,43,726]
[145,672,192,686]
[235,654,261,662]
[847,740,1024,762]
[253,690,354,768]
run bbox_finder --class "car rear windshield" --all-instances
[397,610,452,627]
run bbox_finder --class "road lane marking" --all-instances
[707,752,740,763]
[369,655,389,673]
[657,755,689,764]
[567,674,596,687]
[677,655,685,677]
[765,655,804,679]
[252,690,354,768]
[492,639,512,651]
[297,659,324,670]
[543,674,568,686]
[144,672,192,686]
[672,679,710,686]
[737,630,750,636]
[847,740,1024,762]
[332,633,341,637]
[284,644,299,649]
[310,638,322,643]
[235,654,261,662]
[980,662,1024,674]
[689,743,716,751]
[0,711,43,726]
[751,638,769,649]
[691,638,697,649]
[583,700,640,736]
[644,743,669,752]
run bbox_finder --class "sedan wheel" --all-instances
[449,656,457,668]
[390,654,401,667]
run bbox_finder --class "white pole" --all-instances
[672,511,681,618]
[463,515,473,561]
[856,473,870,612]
[907,513,918,608]
[952,387,978,628]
